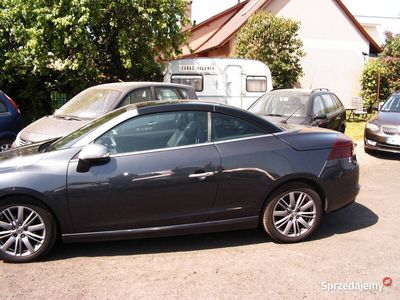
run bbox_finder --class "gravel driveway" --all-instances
[1,143,399,299]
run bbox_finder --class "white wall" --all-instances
[266,0,371,107]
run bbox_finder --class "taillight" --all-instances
[328,136,354,160]
[4,93,20,113]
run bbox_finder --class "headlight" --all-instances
[366,122,380,132]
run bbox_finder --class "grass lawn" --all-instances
[345,112,376,142]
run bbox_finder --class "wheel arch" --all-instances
[0,193,61,235]
[259,177,327,220]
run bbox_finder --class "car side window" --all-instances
[331,94,344,109]
[321,94,337,113]
[95,111,208,154]
[312,96,326,115]
[120,88,152,107]
[155,87,181,100]
[178,88,190,99]
[211,113,266,142]
[0,100,8,113]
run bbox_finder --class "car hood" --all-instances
[19,115,89,143]
[372,112,400,125]
[0,142,80,174]
[0,143,46,170]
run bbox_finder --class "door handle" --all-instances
[189,171,215,179]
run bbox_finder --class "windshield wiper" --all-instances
[38,138,60,152]
[264,113,284,117]
[283,103,306,124]
[54,114,82,121]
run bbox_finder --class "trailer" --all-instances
[164,58,273,109]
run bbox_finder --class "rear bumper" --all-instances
[319,155,360,213]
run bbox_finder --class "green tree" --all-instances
[234,12,304,88]
[361,32,400,110]
[0,0,188,121]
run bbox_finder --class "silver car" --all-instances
[13,82,197,146]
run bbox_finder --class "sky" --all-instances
[191,0,400,43]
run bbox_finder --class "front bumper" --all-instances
[364,130,400,153]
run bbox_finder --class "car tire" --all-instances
[0,198,57,263]
[0,138,13,152]
[261,183,322,243]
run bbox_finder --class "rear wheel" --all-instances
[0,199,56,263]
[262,183,322,243]
[0,138,13,152]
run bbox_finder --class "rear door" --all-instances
[209,112,278,221]
[321,93,339,129]
[67,110,221,233]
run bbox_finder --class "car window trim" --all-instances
[69,132,273,162]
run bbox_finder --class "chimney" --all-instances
[183,0,193,31]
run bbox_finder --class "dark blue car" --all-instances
[0,101,360,263]
[0,91,23,151]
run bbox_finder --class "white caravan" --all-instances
[164,58,273,109]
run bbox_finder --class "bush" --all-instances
[361,32,400,110]
[234,12,304,88]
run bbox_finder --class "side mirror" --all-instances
[378,102,384,111]
[314,114,328,120]
[77,144,110,172]
[313,114,328,128]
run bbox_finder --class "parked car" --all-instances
[0,100,360,263]
[248,88,346,132]
[13,82,197,147]
[364,90,400,153]
[0,91,23,152]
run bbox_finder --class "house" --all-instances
[181,0,382,108]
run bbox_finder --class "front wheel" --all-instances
[262,183,322,243]
[0,200,57,263]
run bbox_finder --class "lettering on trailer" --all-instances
[179,65,216,73]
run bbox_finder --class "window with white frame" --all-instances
[246,76,267,92]
[171,75,203,92]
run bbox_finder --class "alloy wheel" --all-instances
[272,191,316,237]
[0,206,46,257]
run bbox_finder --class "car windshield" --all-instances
[249,93,310,118]
[381,96,400,113]
[48,107,128,151]
[54,88,121,120]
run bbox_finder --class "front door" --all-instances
[66,110,221,233]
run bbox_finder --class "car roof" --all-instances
[124,100,283,133]
[88,82,195,92]
[269,88,333,96]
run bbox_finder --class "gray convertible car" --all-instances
[0,101,359,263]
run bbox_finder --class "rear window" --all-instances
[171,75,203,92]
[246,76,267,92]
